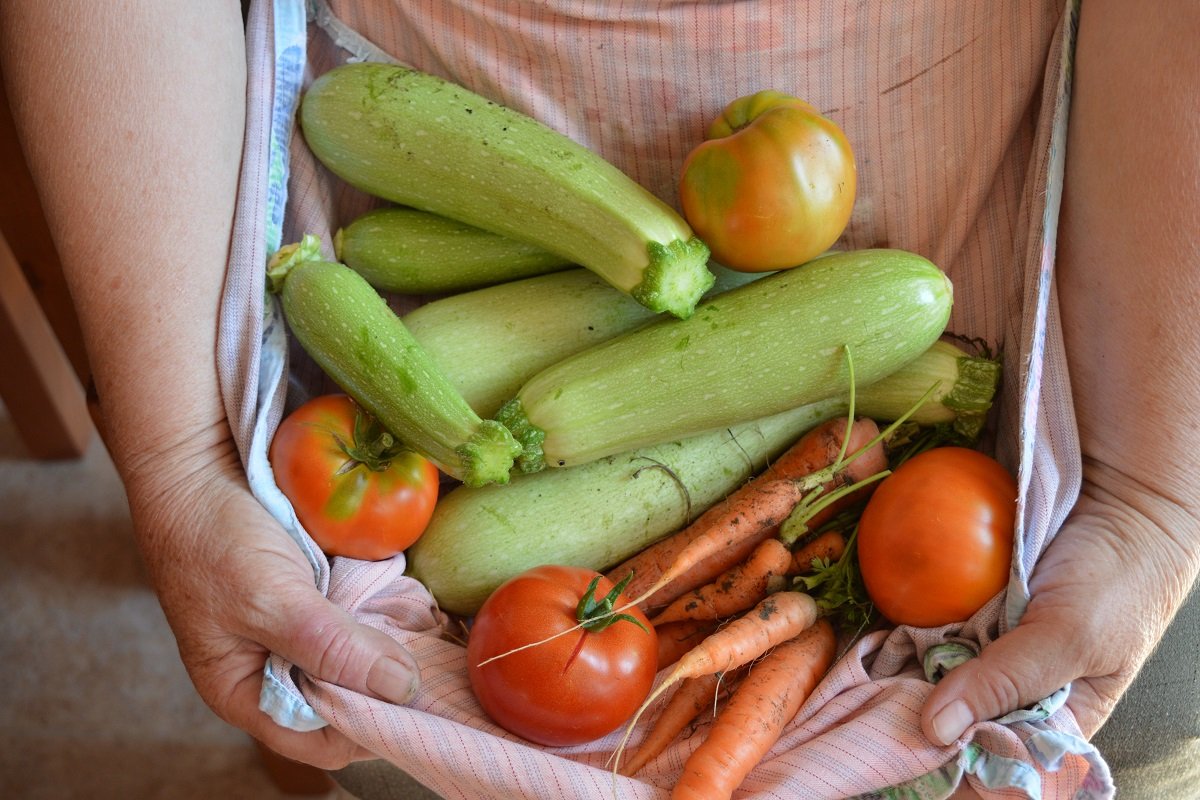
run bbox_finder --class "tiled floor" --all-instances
[0,405,353,799]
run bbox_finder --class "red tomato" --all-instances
[857,447,1017,628]
[466,565,658,746]
[269,394,440,561]
[679,89,857,272]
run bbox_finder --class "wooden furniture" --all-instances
[0,71,95,459]
[1,66,336,797]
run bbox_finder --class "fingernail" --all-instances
[367,655,420,704]
[932,699,974,745]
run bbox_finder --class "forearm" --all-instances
[0,1,247,507]
[1058,0,1200,603]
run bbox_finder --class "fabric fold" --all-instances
[216,1,1115,797]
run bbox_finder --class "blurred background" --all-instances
[0,68,351,798]
[0,402,353,800]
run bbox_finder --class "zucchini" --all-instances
[497,248,954,472]
[854,339,1000,441]
[299,62,715,318]
[406,399,842,616]
[406,338,998,615]
[335,207,572,294]
[404,265,764,418]
[267,235,522,487]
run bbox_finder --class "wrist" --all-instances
[117,411,247,552]
[1073,456,1200,614]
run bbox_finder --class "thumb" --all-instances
[255,585,421,706]
[921,618,1074,746]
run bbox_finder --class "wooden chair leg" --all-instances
[0,232,93,459]
[255,740,338,796]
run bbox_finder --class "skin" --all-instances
[3,0,1196,793]
[935,0,1200,796]
[0,1,418,768]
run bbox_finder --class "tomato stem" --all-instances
[332,403,414,473]
[576,573,650,634]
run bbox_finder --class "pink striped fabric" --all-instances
[220,1,1114,797]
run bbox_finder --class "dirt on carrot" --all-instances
[608,417,886,613]
[671,619,837,800]
[612,591,821,775]
[649,538,795,626]
[619,666,745,777]
[656,619,720,671]
[790,529,847,574]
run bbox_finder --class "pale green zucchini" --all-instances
[335,207,573,294]
[299,62,714,318]
[406,338,998,615]
[854,338,1000,440]
[267,236,522,487]
[403,265,763,418]
[406,399,842,616]
[497,248,954,472]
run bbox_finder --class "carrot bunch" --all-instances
[602,415,889,799]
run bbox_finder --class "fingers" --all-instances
[223,657,378,769]
[921,618,1078,746]
[245,582,422,707]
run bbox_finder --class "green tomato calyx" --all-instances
[334,406,412,474]
[575,572,649,635]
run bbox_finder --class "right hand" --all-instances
[126,437,421,768]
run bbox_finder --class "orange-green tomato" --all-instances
[269,394,440,561]
[679,90,857,272]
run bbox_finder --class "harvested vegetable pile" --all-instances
[269,60,1016,799]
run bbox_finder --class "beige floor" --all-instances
[0,404,355,800]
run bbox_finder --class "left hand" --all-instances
[925,465,1199,797]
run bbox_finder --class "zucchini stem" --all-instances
[629,237,715,319]
[495,398,546,473]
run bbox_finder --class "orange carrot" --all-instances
[665,591,818,681]
[790,529,847,575]
[649,538,795,626]
[656,619,720,670]
[619,667,745,777]
[671,619,837,800]
[613,591,820,773]
[613,478,806,612]
[609,417,886,612]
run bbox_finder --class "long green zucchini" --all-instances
[497,249,954,472]
[335,207,573,294]
[299,62,714,318]
[406,339,997,615]
[406,400,842,616]
[404,265,763,418]
[267,235,522,487]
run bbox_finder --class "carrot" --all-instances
[609,416,886,612]
[619,666,745,777]
[656,619,720,670]
[671,619,837,800]
[649,538,795,626]
[790,529,847,575]
[613,478,806,612]
[612,591,820,773]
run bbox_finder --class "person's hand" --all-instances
[929,4,1200,797]
[126,437,421,768]
[921,463,1199,749]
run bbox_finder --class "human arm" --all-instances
[923,0,1200,771]
[0,0,419,767]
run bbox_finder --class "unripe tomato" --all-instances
[679,90,857,272]
[269,394,440,561]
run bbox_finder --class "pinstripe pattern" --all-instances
[221,1,1113,796]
